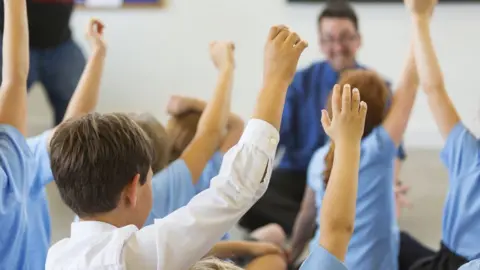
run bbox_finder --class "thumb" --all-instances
[321,110,331,131]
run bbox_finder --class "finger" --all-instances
[331,84,341,116]
[275,28,290,42]
[285,32,300,47]
[342,84,352,114]
[359,101,368,123]
[352,88,360,114]
[320,110,331,130]
[294,39,309,54]
[268,25,288,40]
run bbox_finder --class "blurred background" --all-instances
[29,0,480,249]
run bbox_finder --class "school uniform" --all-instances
[143,151,229,240]
[459,260,480,270]
[307,126,399,270]
[239,61,406,236]
[410,123,480,270]
[45,119,279,270]
[0,126,53,269]
[299,245,347,270]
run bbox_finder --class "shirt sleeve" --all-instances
[0,124,34,214]
[459,260,480,270]
[440,122,480,179]
[194,151,223,193]
[299,244,347,270]
[27,129,54,190]
[361,126,397,166]
[143,159,196,226]
[125,119,279,270]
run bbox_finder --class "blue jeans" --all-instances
[0,39,86,125]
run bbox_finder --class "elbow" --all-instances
[323,218,355,238]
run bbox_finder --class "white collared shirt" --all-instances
[45,119,279,270]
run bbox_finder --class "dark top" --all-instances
[278,60,406,171]
[0,0,73,49]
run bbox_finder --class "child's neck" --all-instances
[81,209,131,228]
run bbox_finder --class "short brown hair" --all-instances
[166,111,201,163]
[49,112,153,217]
[129,112,171,174]
[318,1,359,31]
[323,70,389,186]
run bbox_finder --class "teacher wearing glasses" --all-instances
[240,0,408,240]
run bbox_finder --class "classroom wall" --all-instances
[27,0,480,148]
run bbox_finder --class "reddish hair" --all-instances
[323,70,389,187]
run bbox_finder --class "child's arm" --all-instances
[128,25,308,270]
[0,0,29,135]
[178,42,234,182]
[289,187,317,262]
[205,241,283,260]
[381,40,419,147]
[316,85,366,261]
[408,0,460,139]
[61,19,106,125]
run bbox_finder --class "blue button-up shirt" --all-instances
[278,60,406,171]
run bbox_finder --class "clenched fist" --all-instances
[209,41,235,71]
[263,25,308,87]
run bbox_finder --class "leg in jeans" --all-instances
[398,231,435,270]
[0,42,41,90]
[39,39,86,125]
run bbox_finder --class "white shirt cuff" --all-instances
[238,119,279,157]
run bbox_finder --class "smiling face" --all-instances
[317,5,361,71]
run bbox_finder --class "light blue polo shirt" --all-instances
[440,123,480,260]
[307,126,398,270]
[0,126,53,269]
[299,244,347,270]
[460,259,480,270]
[144,151,228,239]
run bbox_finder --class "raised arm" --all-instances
[179,42,234,181]
[61,19,106,124]
[0,0,29,134]
[381,40,419,146]
[317,85,365,261]
[127,25,308,270]
[407,0,459,139]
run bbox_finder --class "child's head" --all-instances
[129,112,171,174]
[189,257,243,270]
[50,112,154,229]
[166,111,201,163]
[323,70,389,186]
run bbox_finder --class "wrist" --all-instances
[92,46,106,58]
[335,139,360,152]
[219,63,234,73]
[411,14,430,24]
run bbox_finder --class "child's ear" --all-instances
[125,174,140,208]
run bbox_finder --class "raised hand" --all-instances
[166,95,196,116]
[404,0,437,16]
[209,41,235,70]
[86,19,106,52]
[263,25,308,87]
[321,84,367,144]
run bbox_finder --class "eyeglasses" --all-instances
[320,34,358,46]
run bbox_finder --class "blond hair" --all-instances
[190,257,243,270]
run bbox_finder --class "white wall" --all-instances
[28,0,480,148]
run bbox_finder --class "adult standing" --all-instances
[0,0,86,125]
[239,1,407,236]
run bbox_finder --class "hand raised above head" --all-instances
[321,84,368,144]
[404,0,437,17]
[166,95,195,116]
[263,25,308,87]
[209,41,235,71]
[86,18,106,52]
